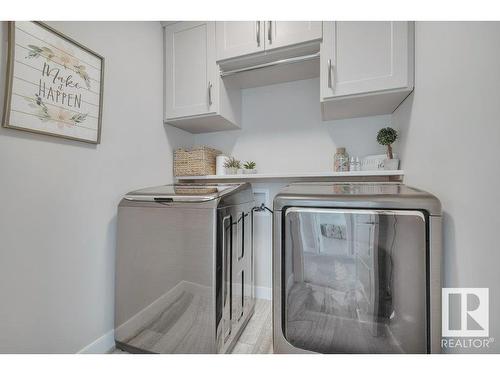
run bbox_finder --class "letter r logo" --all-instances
[442,288,489,337]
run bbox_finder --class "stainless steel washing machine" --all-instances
[273,183,442,354]
[115,183,255,353]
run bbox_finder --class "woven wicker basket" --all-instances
[174,146,221,177]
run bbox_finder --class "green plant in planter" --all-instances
[223,157,241,169]
[243,161,256,170]
[377,127,398,159]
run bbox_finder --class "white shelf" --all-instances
[176,170,404,182]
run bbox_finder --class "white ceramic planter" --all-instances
[383,158,400,170]
[225,167,238,175]
[243,169,257,174]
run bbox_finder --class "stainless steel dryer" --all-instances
[115,183,255,353]
[273,183,442,354]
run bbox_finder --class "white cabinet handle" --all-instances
[208,81,213,106]
[256,21,260,47]
[267,21,272,44]
[327,59,334,89]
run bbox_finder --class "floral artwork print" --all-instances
[3,22,103,144]
[23,40,91,127]
[25,94,88,128]
[26,44,91,89]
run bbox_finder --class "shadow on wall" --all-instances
[325,115,394,158]
[164,124,194,150]
[393,93,414,169]
[393,92,460,287]
[163,124,196,176]
[195,115,393,163]
[442,211,457,288]
[105,213,117,331]
[192,78,395,173]
[193,129,240,156]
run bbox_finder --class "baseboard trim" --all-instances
[255,286,272,301]
[77,329,115,354]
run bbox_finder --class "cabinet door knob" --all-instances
[208,81,213,106]
[267,21,272,44]
[256,21,261,47]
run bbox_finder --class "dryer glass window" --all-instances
[283,208,427,353]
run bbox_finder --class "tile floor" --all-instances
[230,299,273,354]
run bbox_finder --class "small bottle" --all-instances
[334,147,350,172]
[355,156,361,171]
[349,156,357,172]
[350,156,361,171]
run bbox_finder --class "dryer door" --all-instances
[282,207,428,353]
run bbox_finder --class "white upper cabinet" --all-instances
[216,21,322,63]
[164,22,241,133]
[216,21,265,61]
[165,22,216,119]
[266,21,322,51]
[163,21,415,130]
[321,21,414,120]
[321,21,412,98]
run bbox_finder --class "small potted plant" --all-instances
[243,161,257,174]
[377,127,399,170]
[223,157,241,175]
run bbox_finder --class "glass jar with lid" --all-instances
[334,147,350,172]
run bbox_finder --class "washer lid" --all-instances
[124,183,243,202]
[274,183,441,215]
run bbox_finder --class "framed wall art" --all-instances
[2,21,104,144]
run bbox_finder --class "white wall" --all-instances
[393,21,500,353]
[0,21,191,353]
[196,78,395,291]
[196,78,393,174]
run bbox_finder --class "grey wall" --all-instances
[195,78,394,174]
[393,21,500,353]
[0,21,191,353]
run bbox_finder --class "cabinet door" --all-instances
[216,21,265,61]
[266,21,322,51]
[165,22,218,119]
[321,22,412,100]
